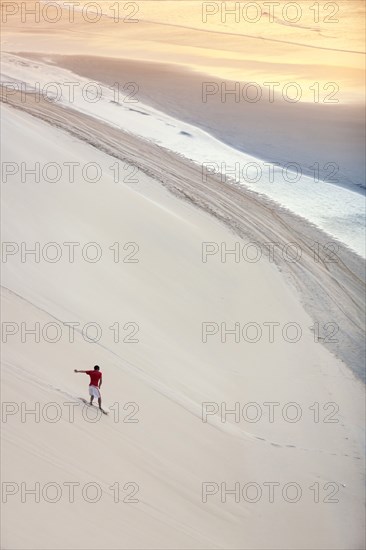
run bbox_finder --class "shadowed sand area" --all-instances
[25,54,366,192]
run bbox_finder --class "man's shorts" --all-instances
[89,385,101,399]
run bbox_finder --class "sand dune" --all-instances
[1,2,365,547]
[1,93,365,549]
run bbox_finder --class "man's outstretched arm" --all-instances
[74,370,88,373]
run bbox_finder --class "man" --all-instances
[74,365,103,410]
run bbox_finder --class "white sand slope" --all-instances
[1,104,365,549]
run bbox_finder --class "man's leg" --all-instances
[90,395,94,405]
[98,397,102,410]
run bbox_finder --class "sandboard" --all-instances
[79,397,109,415]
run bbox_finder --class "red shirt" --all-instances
[86,370,102,387]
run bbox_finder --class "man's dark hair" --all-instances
[94,365,100,371]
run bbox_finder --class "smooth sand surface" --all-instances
[2,87,365,379]
[1,91,365,549]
